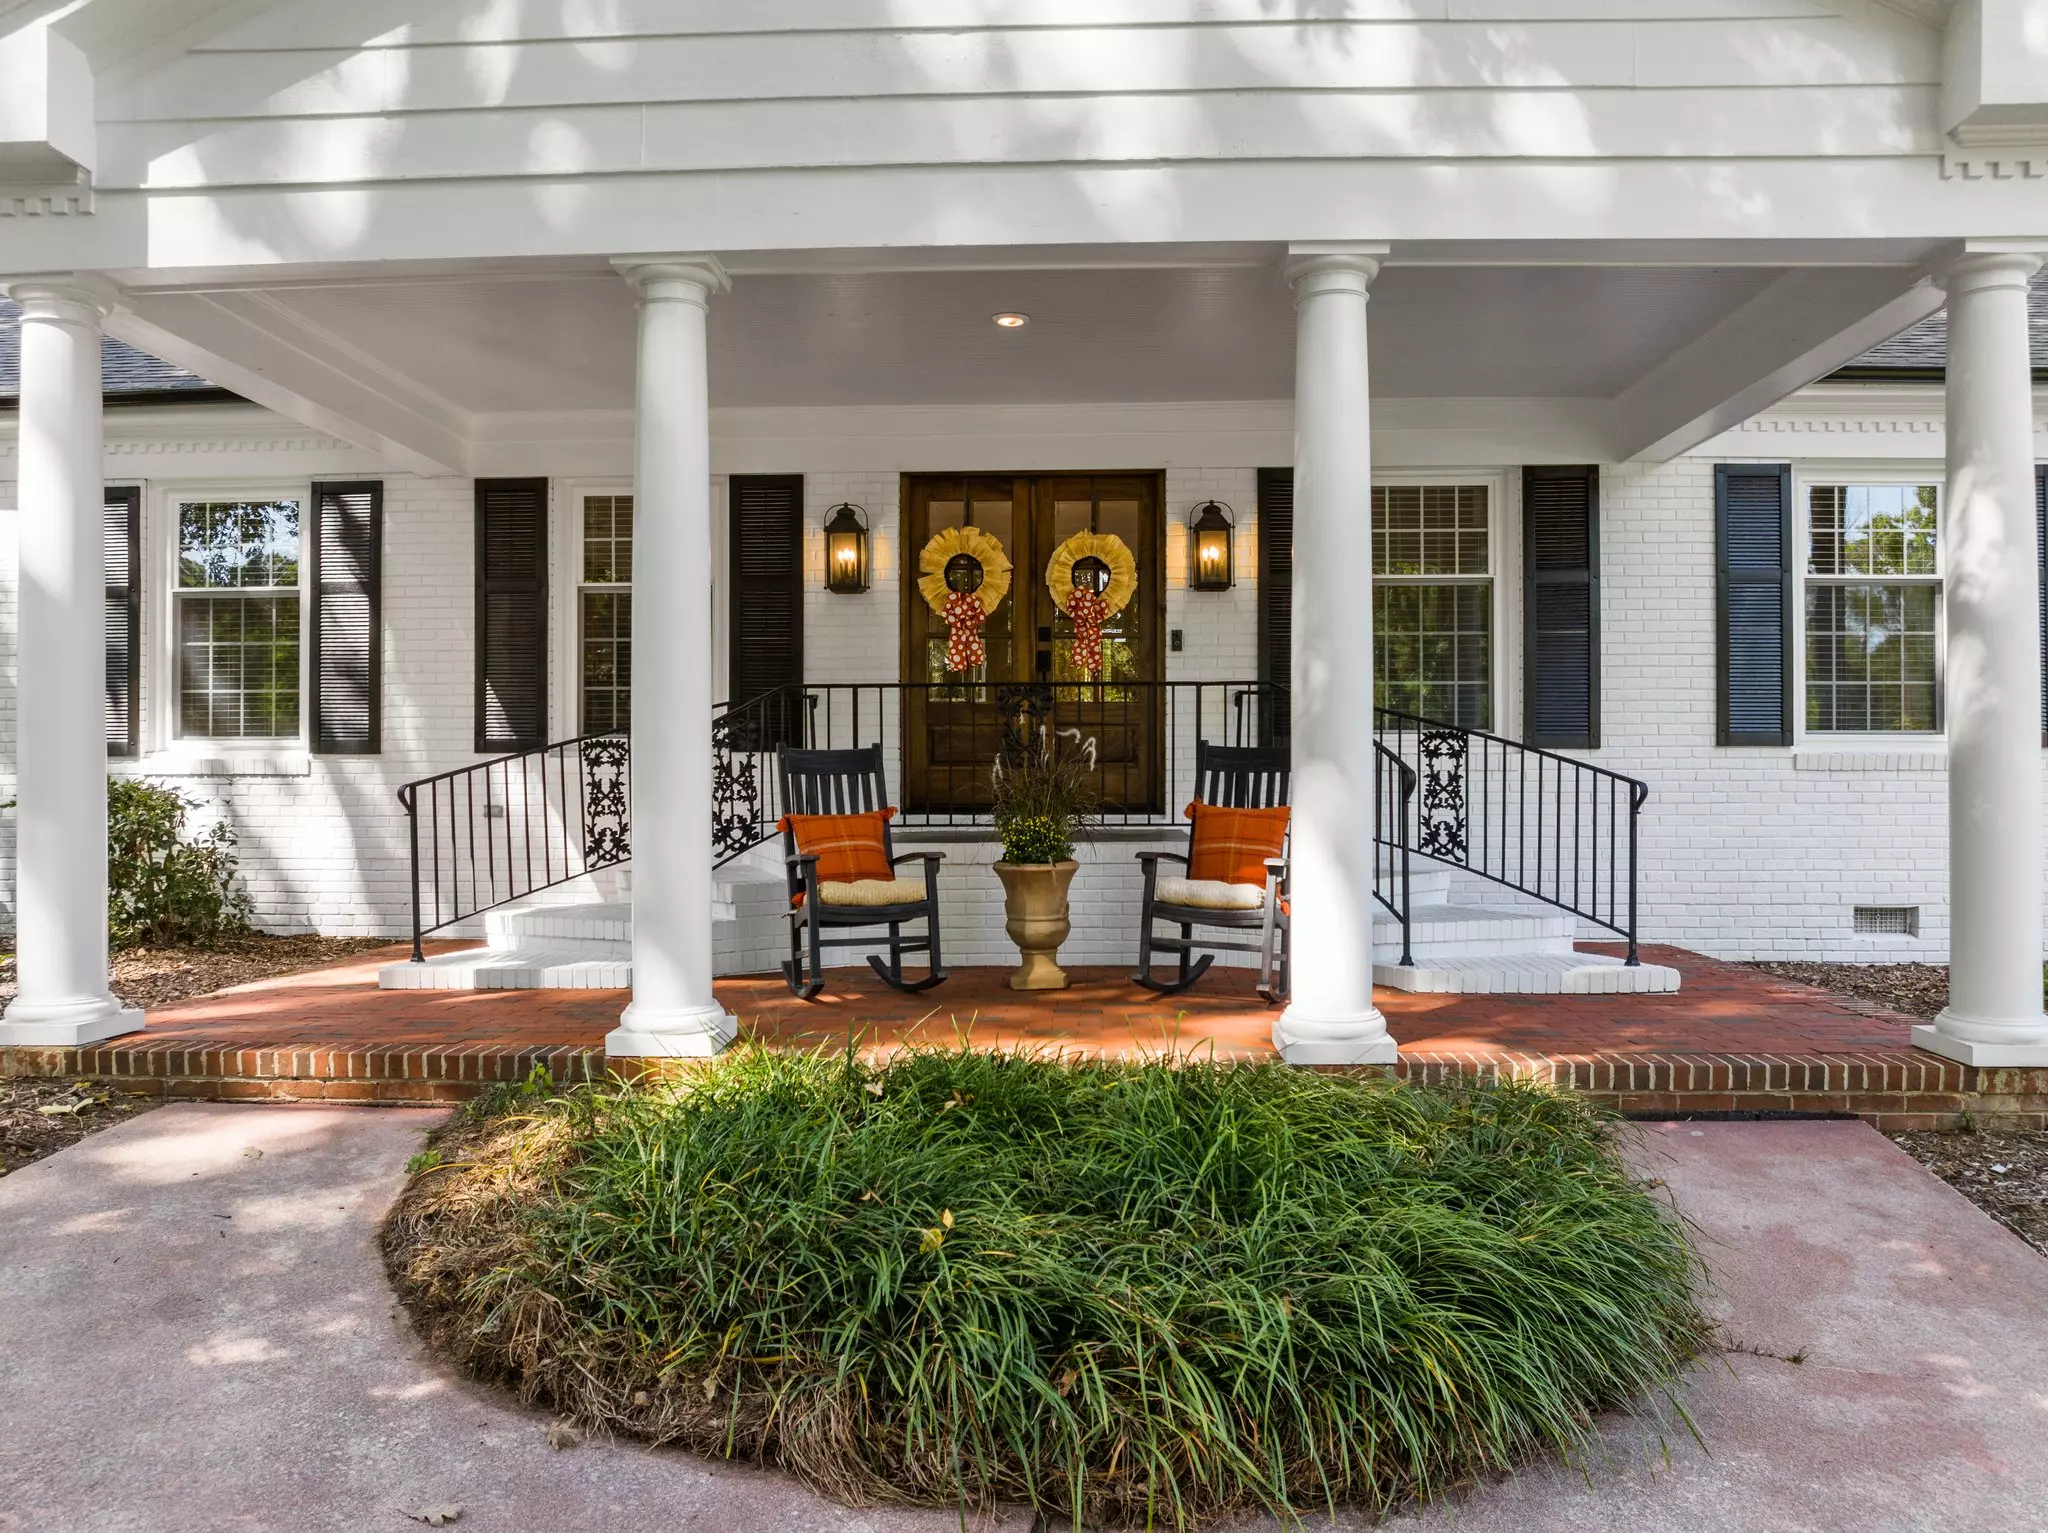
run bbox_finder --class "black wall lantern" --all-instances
[1188,500,1235,592]
[823,502,870,593]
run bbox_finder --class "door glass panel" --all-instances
[1050,497,1092,545]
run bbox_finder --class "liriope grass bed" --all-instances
[384,1048,1707,1528]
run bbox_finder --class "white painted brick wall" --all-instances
[1588,455,1972,963]
[0,471,487,938]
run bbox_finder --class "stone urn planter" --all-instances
[993,860,1079,991]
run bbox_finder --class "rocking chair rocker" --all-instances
[1132,741,1291,1003]
[776,744,948,1000]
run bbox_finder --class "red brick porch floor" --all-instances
[4,941,2044,1128]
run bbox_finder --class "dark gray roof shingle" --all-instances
[1837,268,2048,377]
[0,297,225,401]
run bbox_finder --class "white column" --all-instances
[1274,245,1397,1066]
[0,279,141,1047]
[606,256,737,1058]
[1916,247,2048,1067]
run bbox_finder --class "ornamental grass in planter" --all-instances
[990,745,1096,990]
[385,1050,1709,1530]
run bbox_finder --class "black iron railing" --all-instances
[1374,741,1417,966]
[392,688,1642,973]
[396,733,629,962]
[710,680,1289,858]
[1373,706,1648,963]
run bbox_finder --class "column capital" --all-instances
[1936,244,2044,296]
[1283,242,1389,300]
[611,254,731,304]
[2,272,120,326]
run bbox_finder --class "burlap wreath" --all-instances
[1046,530,1137,617]
[1047,531,1137,679]
[917,526,1012,616]
[919,526,1012,673]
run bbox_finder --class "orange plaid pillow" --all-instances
[779,808,897,884]
[1184,801,1289,886]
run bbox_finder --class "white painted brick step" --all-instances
[1371,903,1576,961]
[379,945,631,990]
[1373,951,1682,995]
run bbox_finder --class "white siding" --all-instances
[96,1,1944,192]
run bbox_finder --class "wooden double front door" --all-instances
[901,472,1165,813]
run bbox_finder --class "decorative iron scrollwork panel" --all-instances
[581,736,632,867]
[1418,725,1468,863]
[710,714,765,862]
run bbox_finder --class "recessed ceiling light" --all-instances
[992,312,1030,328]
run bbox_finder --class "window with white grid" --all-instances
[1803,483,1940,733]
[1372,483,1492,729]
[579,494,633,733]
[175,499,302,739]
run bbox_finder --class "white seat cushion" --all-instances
[1156,876,1267,910]
[818,877,927,906]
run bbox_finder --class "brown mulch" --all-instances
[1891,1129,2048,1259]
[0,1077,157,1177]
[1743,960,1949,1019]
[0,933,397,1013]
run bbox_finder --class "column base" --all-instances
[1912,1018,2048,1068]
[1273,1003,1399,1066]
[606,999,738,1059]
[0,996,144,1049]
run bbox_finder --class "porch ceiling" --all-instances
[100,245,1945,472]
[178,262,1797,413]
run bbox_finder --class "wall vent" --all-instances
[1853,905,1919,937]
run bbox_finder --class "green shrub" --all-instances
[107,778,253,948]
[386,1050,1708,1528]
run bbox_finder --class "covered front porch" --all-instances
[5,238,2046,1073]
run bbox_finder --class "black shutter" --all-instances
[310,481,382,754]
[104,485,140,758]
[1715,463,1795,747]
[727,475,804,743]
[1522,465,1600,748]
[1256,467,1293,747]
[475,477,549,753]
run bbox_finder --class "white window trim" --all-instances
[142,481,312,768]
[550,478,629,741]
[1369,468,1512,736]
[1791,463,1946,749]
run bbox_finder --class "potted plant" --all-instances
[990,745,1095,991]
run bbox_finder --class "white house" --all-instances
[1,0,2045,1069]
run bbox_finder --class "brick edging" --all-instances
[7,1043,2044,1127]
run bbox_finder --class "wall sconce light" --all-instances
[1188,500,1235,592]
[823,502,870,593]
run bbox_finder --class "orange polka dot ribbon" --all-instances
[943,588,987,672]
[1067,586,1108,678]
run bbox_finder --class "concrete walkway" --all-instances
[0,1109,2042,1533]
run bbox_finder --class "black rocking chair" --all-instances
[1133,742,1291,1003]
[777,744,947,1000]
